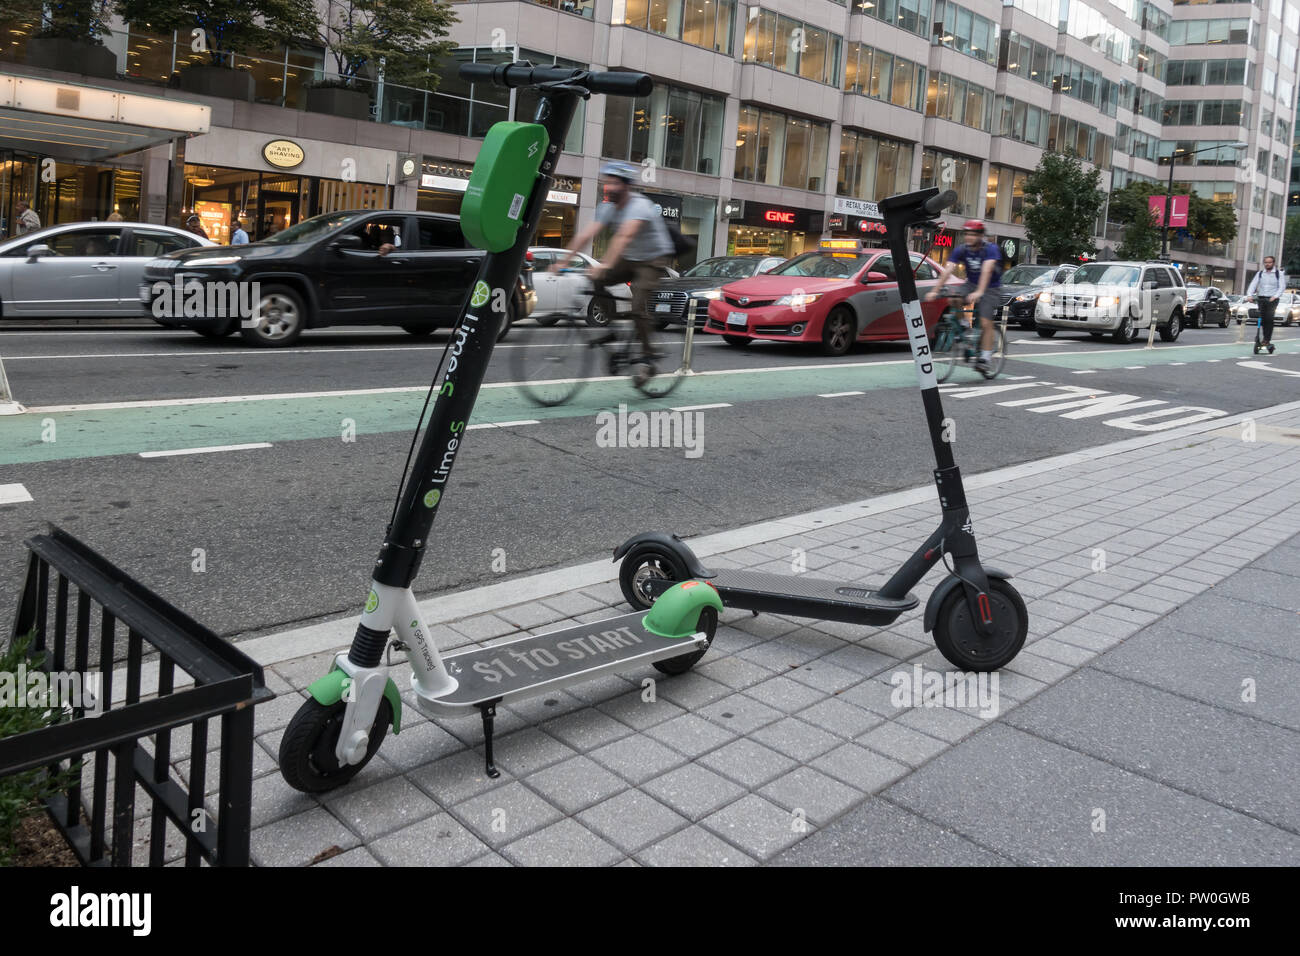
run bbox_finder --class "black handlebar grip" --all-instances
[586,71,654,97]
[923,190,958,216]
[920,189,961,215]
[457,63,651,97]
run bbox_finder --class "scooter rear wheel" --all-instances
[932,577,1027,671]
[619,545,689,610]
[653,607,717,676]
[279,697,393,793]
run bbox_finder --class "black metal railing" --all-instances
[0,526,273,866]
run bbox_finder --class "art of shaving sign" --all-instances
[262,139,305,170]
[834,197,882,220]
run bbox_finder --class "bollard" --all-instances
[0,351,23,415]
[678,300,699,375]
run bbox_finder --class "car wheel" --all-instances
[1219,314,1228,328]
[1188,308,1200,329]
[586,294,615,328]
[401,325,434,337]
[722,334,750,347]
[820,307,856,356]
[1035,327,1057,338]
[1159,311,1182,342]
[1112,314,1136,344]
[241,286,306,347]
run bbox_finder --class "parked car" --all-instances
[702,239,946,356]
[1035,261,1187,343]
[649,254,786,328]
[1184,285,1231,328]
[993,263,1078,329]
[142,210,534,346]
[528,247,631,327]
[0,222,212,318]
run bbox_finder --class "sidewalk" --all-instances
[183,402,1300,865]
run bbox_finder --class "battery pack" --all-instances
[460,122,549,252]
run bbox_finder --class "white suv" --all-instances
[1034,261,1187,344]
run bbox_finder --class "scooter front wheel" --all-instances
[279,696,393,793]
[932,577,1027,671]
[619,545,689,610]
[653,606,717,676]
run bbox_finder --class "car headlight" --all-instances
[1094,295,1120,308]
[1013,292,1038,302]
[1040,292,1053,305]
[183,256,242,266]
[692,289,722,300]
[775,293,823,307]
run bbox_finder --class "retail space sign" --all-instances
[1148,194,1189,228]
[262,139,305,170]
[834,197,882,221]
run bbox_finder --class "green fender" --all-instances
[642,580,724,639]
[308,668,403,735]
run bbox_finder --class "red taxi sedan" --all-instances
[703,239,947,355]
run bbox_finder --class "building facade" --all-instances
[2,0,1297,288]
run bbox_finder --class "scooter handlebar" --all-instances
[457,63,653,97]
[923,190,958,217]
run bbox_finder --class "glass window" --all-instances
[872,51,894,99]
[782,117,810,189]
[47,228,122,257]
[800,26,828,83]
[130,229,195,257]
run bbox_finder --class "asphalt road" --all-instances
[2,318,1298,641]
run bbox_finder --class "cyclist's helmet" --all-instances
[962,219,986,234]
[599,161,637,183]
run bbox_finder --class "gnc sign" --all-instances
[764,209,795,224]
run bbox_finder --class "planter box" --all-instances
[177,65,255,102]
[25,38,116,79]
[304,86,372,121]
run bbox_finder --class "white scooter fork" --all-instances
[331,583,457,766]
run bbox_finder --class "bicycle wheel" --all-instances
[635,361,685,399]
[509,318,593,406]
[933,311,963,384]
[986,324,1007,378]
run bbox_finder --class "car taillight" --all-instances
[524,250,533,262]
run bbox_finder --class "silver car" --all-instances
[0,222,213,317]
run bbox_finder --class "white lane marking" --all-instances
[139,442,272,458]
[818,391,865,398]
[467,419,540,429]
[1123,366,1146,370]
[671,403,731,411]
[1169,362,1186,366]
[1000,375,1037,380]
[1206,359,1220,363]
[0,483,33,504]
[1072,370,1098,375]
[1237,360,1300,377]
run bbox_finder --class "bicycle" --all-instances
[932,298,1007,382]
[510,272,690,405]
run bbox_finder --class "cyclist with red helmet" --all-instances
[925,219,1003,376]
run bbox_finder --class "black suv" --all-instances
[141,209,535,346]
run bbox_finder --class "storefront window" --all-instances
[734,106,829,191]
[986,165,1029,224]
[726,225,810,258]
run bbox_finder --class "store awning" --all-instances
[0,73,211,162]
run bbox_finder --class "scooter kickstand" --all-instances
[480,700,503,779]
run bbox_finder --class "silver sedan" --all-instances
[0,221,213,317]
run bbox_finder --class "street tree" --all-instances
[315,0,458,91]
[1022,152,1105,264]
[115,0,320,67]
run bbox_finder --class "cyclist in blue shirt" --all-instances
[926,219,1003,375]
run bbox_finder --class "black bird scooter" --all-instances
[616,188,1028,672]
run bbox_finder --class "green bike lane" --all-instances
[2,338,1295,467]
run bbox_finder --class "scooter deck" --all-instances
[654,569,918,626]
[411,611,707,717]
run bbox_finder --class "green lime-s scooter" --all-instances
[278,63,722,793]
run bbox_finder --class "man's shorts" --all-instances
[953,281,999,321]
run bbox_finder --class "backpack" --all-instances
[664,218,696,257]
